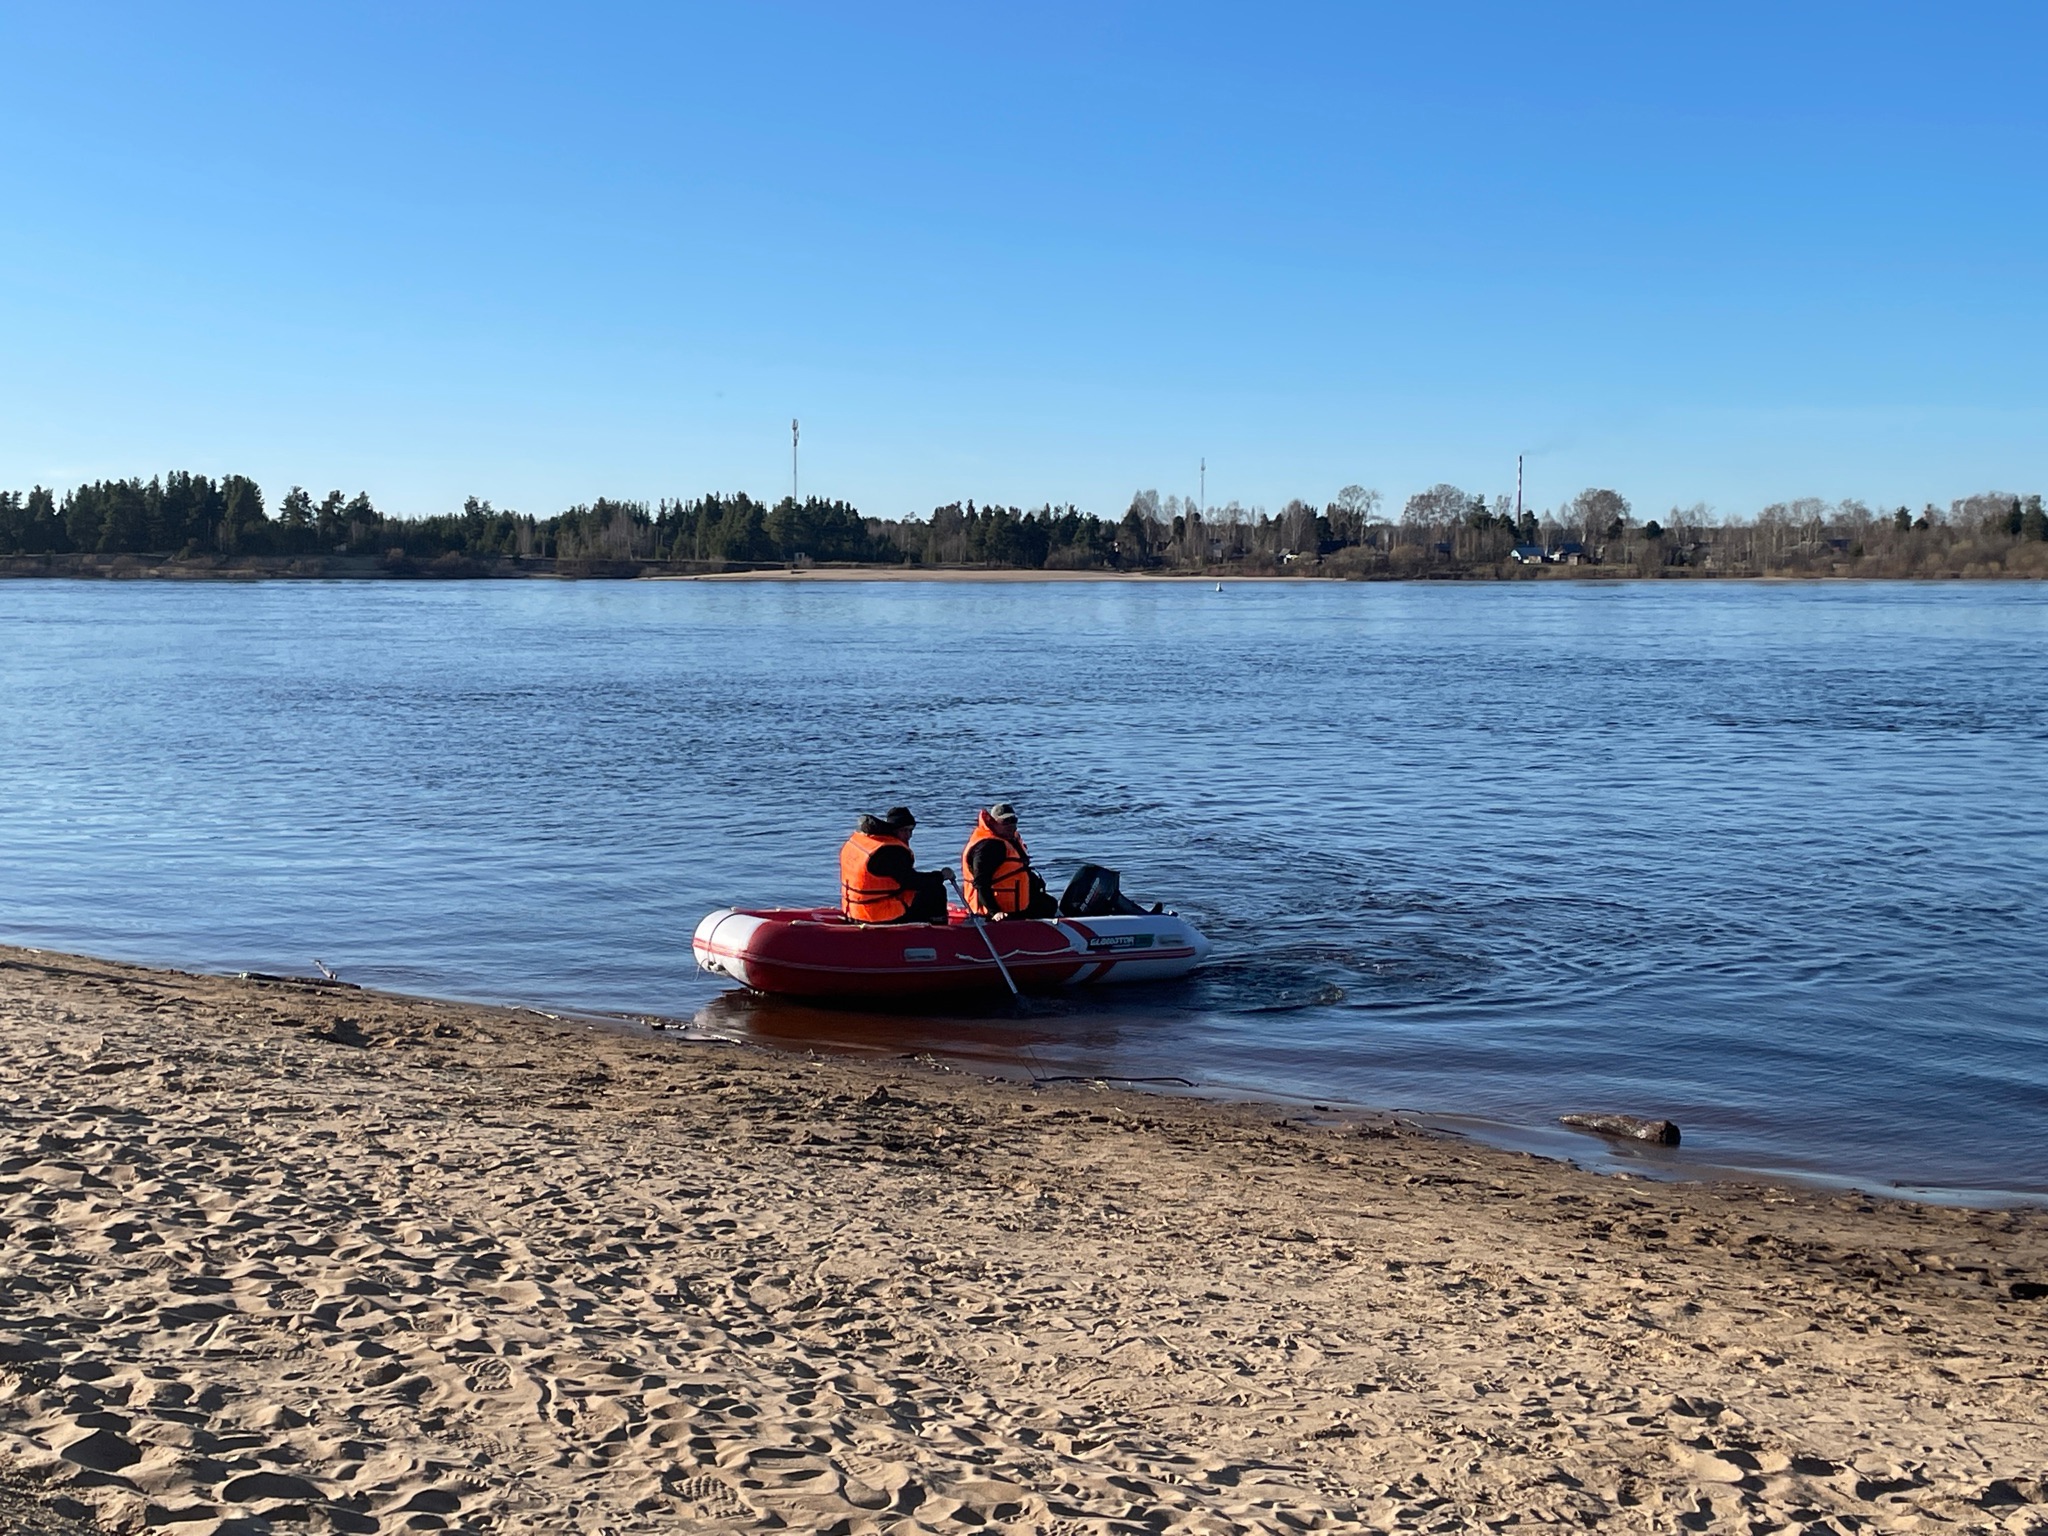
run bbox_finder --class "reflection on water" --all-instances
[2,578,2045,1196]
[693,961,1346,1085]
[691,989,1130,1074]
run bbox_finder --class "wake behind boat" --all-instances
[693,904,1211,999]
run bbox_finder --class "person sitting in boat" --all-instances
[961,802,1058,920]
[839,806,949,925]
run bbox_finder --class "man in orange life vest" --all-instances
[839,806,950,924]
[961,802,1058,920]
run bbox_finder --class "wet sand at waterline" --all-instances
[2,947,2045,1536]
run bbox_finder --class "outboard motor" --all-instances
[1060,863,1146,917]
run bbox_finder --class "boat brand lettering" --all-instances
[1086,933,1155,951]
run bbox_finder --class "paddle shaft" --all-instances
[948,872,1020,996]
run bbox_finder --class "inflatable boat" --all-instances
[692,905,1211,999]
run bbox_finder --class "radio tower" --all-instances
[792,419,800,503]
[1516,454,1523,524]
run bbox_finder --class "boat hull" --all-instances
[692,905,1210,999]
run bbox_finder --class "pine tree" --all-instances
[216,476,267,555]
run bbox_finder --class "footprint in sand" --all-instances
[835,1447,898,1485]
[465,1431,521,1460]
[468,1357,513,1393]
[271,1284,319,1311]
[671,1473,752,1520]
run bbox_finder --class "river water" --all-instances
[2,577,2043,1198]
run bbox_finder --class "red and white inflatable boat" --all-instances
[692,905,1212,999]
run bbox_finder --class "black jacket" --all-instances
[856,816,932,887]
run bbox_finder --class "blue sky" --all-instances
[1,2,2042,522]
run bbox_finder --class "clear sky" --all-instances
[2,2,2042,523]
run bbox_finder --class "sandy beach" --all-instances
[2,945,2044,1536]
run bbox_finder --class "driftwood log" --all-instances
[238,971,361,991]
[1559,1112,1681,1147]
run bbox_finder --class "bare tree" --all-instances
[1277,498,1321,554]
[1570,488,1630,544]
[1327,485,1381,545]
[1401,484,1469,543]
[1953,491,2021,530]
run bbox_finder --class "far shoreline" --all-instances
[667,566,1306,583]
[3,551,2041,585]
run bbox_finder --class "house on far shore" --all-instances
[1511,544,1547,564]
[1553,540,1586,565]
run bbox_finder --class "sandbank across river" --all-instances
[665,566,1251,581]
[2,946,2045,1535]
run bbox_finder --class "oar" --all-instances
[948,875,1062,1085]
[947,871,1020,997]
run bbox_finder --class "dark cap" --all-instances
[882,805,917,828]
[986,801,1017,822]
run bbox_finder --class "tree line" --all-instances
[0,472,1147,570]
[3,469,2044,578]
[0,476,887,567]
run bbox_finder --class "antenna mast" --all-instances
[791,419,800,503]
[1516,454,1523,523]
[1200,457,1206,518]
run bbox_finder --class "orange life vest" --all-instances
[960,813,1032,916]
[840,830,914,924]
